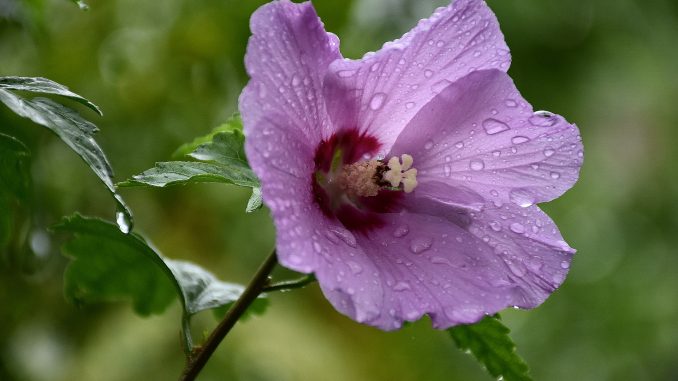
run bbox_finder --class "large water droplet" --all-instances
[258,83,267,98]
[393,225,409,238]
[469,159,485,171]
[511,135,530,144]
[443,164,452,177]
[543,147,556,157]
[409,237,433,254]
[482,118,510,135]
[337,70,356,78]
[509,222,526,234]
[369,93,387,110]
[329,227,357,247]
[525,256,544,271]
[116,209,132,234]
[509,188,535,207]
[424,69,434,78]
[560,260,570,269]
[405,102,415,109]
[393,281,411,291]
[507,259,526,277]
[489,221,502,232]
[431,79,451,94]
[504,99,518,107]
[290,74,301,87]
[454,141,464,149]
[528,111,558,127]
[550,171,561,179]
[430,256,452,266]
[348,261,363,274]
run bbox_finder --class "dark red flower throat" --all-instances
[312,129,402,233]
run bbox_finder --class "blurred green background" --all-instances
[1,0,677,380]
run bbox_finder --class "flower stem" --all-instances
[179,249,278,381]
[263,274,316,292]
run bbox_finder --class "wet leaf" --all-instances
[0,76,100,115]
[172,113,243,159]
[448,315,532,381]
[54,214,266,317]
[0,88,132,232]
[118,161,258,188]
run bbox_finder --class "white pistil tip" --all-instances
[384,154,418,193]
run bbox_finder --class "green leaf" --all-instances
[0,76,101,115]
[53,214,264,318]
[0,89,132,233]
[189,130,249,168]
[0,133,32,253]
[448,316,532,381]
[0,133,31,199]
[246,187,263,213]
[122,113,262,213]
[172,113,242,159]
[118,161,259,188]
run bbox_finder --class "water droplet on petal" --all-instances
[504,99,518,107]
[405,102,415,109]
[509,188,535,207]
[348,261,363,274]
[337,70,356,78]
[543,148,556,157]
[424,69,434,78]
[509,222,526,234]
[424,140,434,150]
[258,83,267,98]
[507,259,526,276]
[291,74,301,86]
[369,93,387,110]
[560,261,570,269]
[469,159,485,171]
[529,111,558,127]
[525,257,543,271]
[482,118,510,135]
[393,281,411,291]
[550,171,561,179]
[443,164,451,177]
[410,237,433,254]
[431,79,451,94]
[511,136,530,144]
[393,225,409,238]
[489,221,502,232]
[313,241,323,253]
[329,227,357,247]
[454,141,464,148]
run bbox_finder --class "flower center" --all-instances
[311,129,418,232]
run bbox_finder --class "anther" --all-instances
[383,154,418,193]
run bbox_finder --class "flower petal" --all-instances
[244,118,319,272]
[240,0,341,143]
[313,203,573,330]
[390,69,583,206]
[323,0,510,151]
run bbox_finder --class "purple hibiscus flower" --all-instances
[240,0,583,330]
